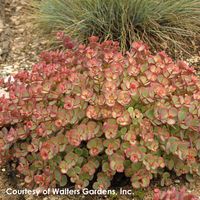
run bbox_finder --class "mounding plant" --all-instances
[153,187,198,200]
[0,35,200,190]
[32,0,200,54]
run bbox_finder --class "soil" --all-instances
[0,0,200,200]
[0,0,48,77]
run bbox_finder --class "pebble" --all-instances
[2,40,9,48]
[0,88,9,98]
[1,168,6,172]
[25,195,34,200]
[18,28,25,33]
[0,19,4,29]
[16,6,22,12]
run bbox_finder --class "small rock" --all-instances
[11,16,20,26]
[1,168,6,172]
[0,88,9,98]
[25,196,34,200]
[2,41,10,52]
[18,28,25,33]
[4,27,11,35]
[16,6,23,12]
[175,179,181,183]
[0,19,4,29]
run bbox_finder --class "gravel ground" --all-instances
[0,0,47,77]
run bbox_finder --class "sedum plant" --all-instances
[0,35,200,190]
[153,187,198,200]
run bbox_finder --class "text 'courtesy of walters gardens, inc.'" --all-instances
[4,188,133,196]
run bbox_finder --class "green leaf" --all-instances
[102,162,109,172]
[55,169,62,182]
[120,127,128,135]
[128,107,134,114]
[60,175,68,186]
[166,137,179,154]
[26,155,35,163]
[134,189,146,199]
[124,160,132,168]
[139,87,148,97]
[67,168,76,177]
[160,108,168,120]
[163,172,170,178]
[82,148,89,157]
[53,155,62,164]
[139,146,147,153]
[190,119,200,127]
[131,162,142,172]
[145,108,154,120]
[121,142,131,150]
[80,172,90,180]
[74,148,83,156]
[178,110,187,121]
[141,63,148,73]
[161,172,171,186]
[171,144,178,154]
[195,139,200,150]
[186,174,194,183]
[59,161,69,173]
[76,157,84,166]
[180,124,189,129]
[140,77,148,86]
[132,181,140,189]
[128,107,136,119]
[30,161,43,171]
[74,166,81,174]
[168,159,174,170]
[189,105,196,114]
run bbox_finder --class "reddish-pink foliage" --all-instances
[0,34,199,189]
[153,188,198,200]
